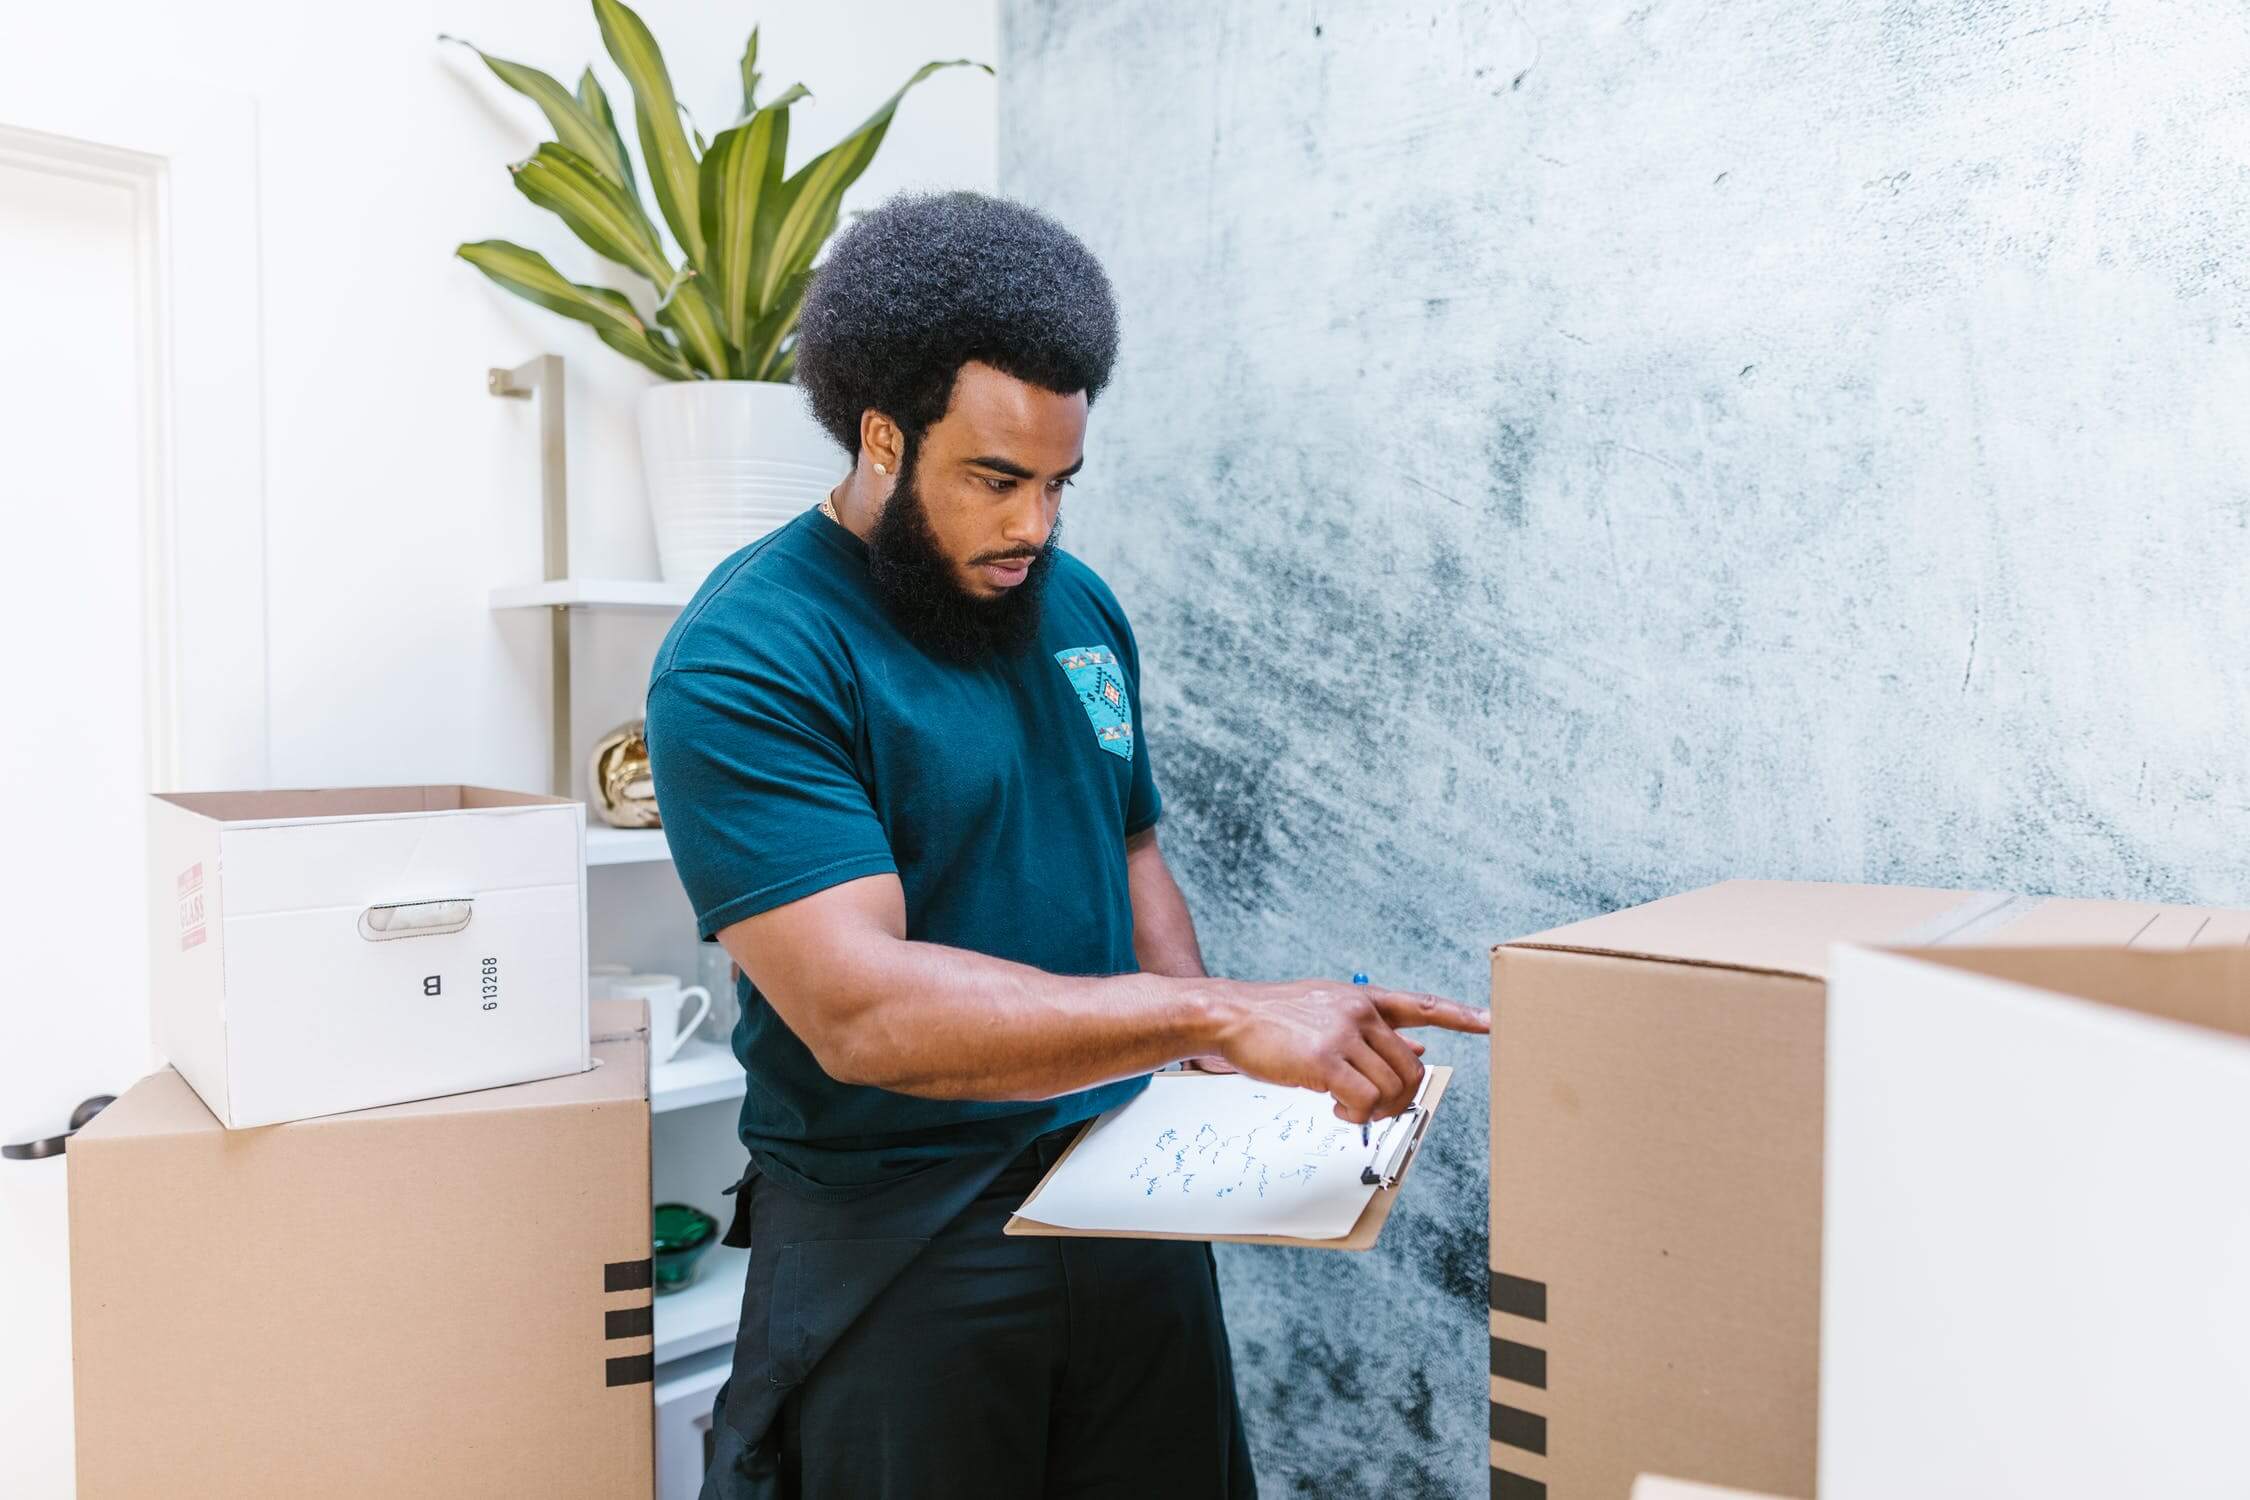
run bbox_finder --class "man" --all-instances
[645,190,1488,1499]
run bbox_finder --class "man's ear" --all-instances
[859,410,905,476]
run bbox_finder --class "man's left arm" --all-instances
[1127,824,1205,979]
[1129,825,1242,1073]
[1112,592,1227,1056]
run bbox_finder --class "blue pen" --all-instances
[1352,973,1371,1145]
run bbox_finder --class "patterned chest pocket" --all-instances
[1053,644,1134,761]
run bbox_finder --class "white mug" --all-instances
[611,974,711,1068]
[588,962,632,1001]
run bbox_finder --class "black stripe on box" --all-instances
[1491,1468,1546,1500]
[605,1352,654,1387]
[605,1305,653,1339]
[604,1258,653,1292]
[1491,1402,1547,1456]
[1490,1270,1547,1322]
[1491,1337,1547,1389]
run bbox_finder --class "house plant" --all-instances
[448,1,986,581]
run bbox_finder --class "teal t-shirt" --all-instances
[644,506,1161,1191]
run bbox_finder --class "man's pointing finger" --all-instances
[1371,988,1491,1035]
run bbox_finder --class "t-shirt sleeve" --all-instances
[1110,594,1164,837]
[644,652,898,940]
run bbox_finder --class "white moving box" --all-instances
[148,784,589,1127]
[1822,943,2250,1499]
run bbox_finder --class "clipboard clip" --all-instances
[1359,1071,1436,1188]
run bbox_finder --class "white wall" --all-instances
[0,5,993,1493]
[7,0,998,797]
[1000,3,2250,1496]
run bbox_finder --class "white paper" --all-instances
[1013,1074,1383,1240]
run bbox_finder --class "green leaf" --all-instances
[594,321,694,380]
[755,59,989,313]
[656,270,730,379]
[699,84,807,347]
[737,264,814,381]
[738,26,762,119]
[509,142,671,286]
[441,36,633,191]
[576,67,638,197]
[455,239,692,379]
[765,345,796,383]
[592,0,705,266]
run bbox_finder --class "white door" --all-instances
[0,88,266,1500]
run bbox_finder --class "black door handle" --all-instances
[3,1095,115,1160]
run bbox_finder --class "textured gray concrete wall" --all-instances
[999,3,2250,1494]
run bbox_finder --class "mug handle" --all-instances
[663,985,712,1061]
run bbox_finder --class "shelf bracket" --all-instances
[489,355,573,798]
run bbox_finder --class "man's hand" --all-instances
[1203,980,1489,1125]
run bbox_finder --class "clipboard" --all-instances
[1003,1065,1451,1252]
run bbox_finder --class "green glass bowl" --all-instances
[651,1202,719,1295]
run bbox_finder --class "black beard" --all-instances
[864,445,1060,664]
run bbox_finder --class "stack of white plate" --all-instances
[638,380,842,585]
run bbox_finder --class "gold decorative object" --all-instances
[590,718,660,829]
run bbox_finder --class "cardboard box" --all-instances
[1821,943,2250,1499]
[68,1002,653,1499]
[1488,880,2250,1499]
[148,784,590,1126]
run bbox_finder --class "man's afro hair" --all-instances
[792,191,1119,457]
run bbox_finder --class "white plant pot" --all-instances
[638,380,839,584]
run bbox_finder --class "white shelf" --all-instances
[490,578,695,611]
[651,1036,746,1114]
[652,1243,751,1365]
[586,825,673,866]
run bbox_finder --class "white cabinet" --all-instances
[654,1344,736,1500]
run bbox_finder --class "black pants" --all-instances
[704,1128,1258,1499]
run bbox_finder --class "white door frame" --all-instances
[0,76,269,791]
[0,74,270,1499]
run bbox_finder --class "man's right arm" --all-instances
[716,872,1488,1125]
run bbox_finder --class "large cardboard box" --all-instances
[69,1002,653,1498]
[1488,880,2250,1499]
[1821,943,2250,1499]
[148,784,590,1126]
